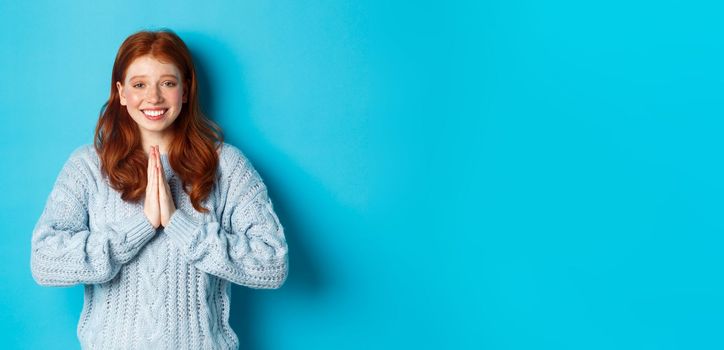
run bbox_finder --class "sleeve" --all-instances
[163,149,288,289]
[30,150,157,286]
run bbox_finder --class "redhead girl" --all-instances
[31,29,288,350]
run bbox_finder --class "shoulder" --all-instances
[68,144,97,161]
[60,143,96,168]
[52,144,99,199]
[64,144,100,173]
[57,144,103,190]
[216,142,266,185]
[218,142,253,172]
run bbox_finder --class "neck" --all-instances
[140,130,174,156]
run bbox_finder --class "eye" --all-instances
[132,82,145,88]
[163,81,177,87]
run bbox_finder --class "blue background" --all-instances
[1,0,722,349]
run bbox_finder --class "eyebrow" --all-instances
[128,74,179,80]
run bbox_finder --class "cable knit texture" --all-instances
[30,143,289,350]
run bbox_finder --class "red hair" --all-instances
[94,29,223,213]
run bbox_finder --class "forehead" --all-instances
[125,55,181,80]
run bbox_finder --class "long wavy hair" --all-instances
[94,29,223,213]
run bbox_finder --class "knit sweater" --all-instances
[30,143,289,350]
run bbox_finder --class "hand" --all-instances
[144,146,161,228]
[154,145,177,227]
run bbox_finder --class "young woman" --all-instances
[30,29,288,349]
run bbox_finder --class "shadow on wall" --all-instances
[184,31,341,349]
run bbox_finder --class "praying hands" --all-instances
[144,145,176,228]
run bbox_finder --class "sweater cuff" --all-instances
[165,210,202,249]
[120,211,156,248]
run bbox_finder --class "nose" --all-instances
[145,85,163,103]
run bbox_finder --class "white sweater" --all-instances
[30,143,289,349]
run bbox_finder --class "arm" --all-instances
[30,150,156,286]
[164,149,288,289]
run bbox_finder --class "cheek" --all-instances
[125,93,142,107]
[169,90,184,104]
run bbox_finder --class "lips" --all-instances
[142,108,167,116]
[142,109,168,120]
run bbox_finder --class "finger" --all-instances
[157,164,169,214]
[155,146,163,173]
[148,146,156,167]
[156,161,164,186]
[151,151,159,191]
[157,159,167,195]
[157,148,169,187]
[147,147,154,183]
[147,150,157,200]
[157,158,163,189]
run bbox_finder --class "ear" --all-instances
[116,81,127,106]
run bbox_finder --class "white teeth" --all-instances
[143,109,166,117]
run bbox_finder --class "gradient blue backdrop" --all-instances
[1,0,722,349]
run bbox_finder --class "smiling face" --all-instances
[116,55,187,139]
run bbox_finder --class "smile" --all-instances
[142,109,168,120]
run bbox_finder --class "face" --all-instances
[116,55,187,138]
